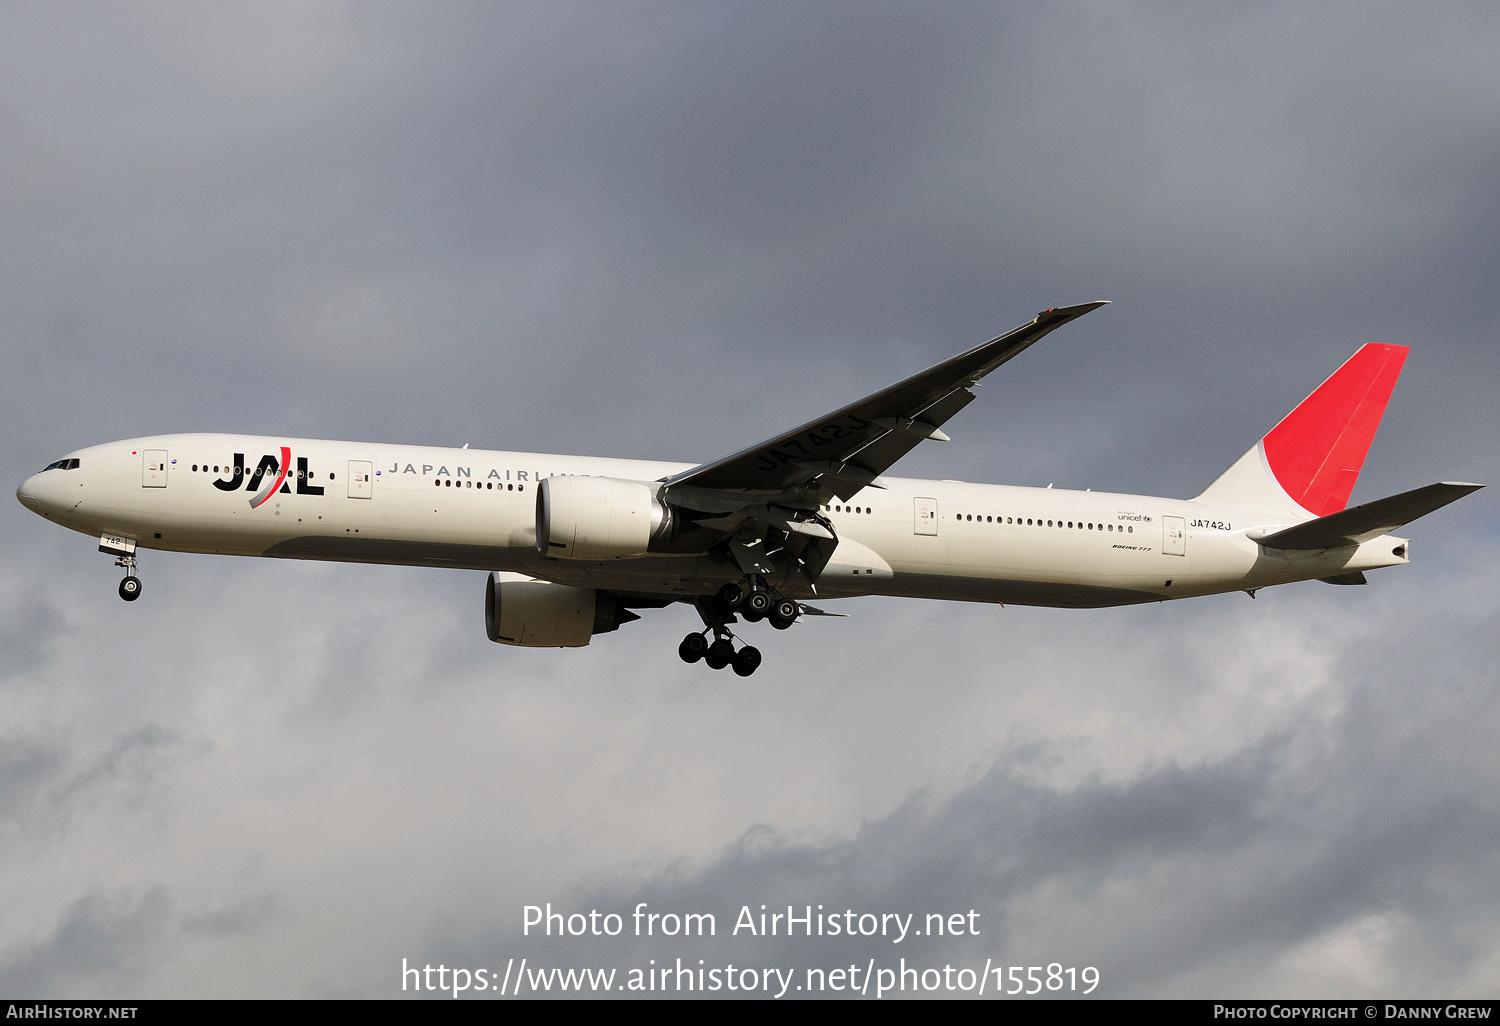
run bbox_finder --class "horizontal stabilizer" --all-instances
[1252,481,1483,550]
[797,603,847,618]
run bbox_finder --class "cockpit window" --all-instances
[41,458,80,472]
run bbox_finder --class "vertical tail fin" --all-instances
[1193,343,1408,518]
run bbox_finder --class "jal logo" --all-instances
[213,447,325,508]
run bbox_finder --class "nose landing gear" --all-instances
[113,553,142,602]
[99,534,143,602]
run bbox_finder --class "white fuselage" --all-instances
[17,433,1410,607]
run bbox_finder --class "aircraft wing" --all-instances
[664,302,1108,505]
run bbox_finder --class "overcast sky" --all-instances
[3,2,1498,1000]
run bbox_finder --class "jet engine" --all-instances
[484,571,638,647]
[535,476,673,560]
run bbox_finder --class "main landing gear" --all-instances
[677,577,802,677]
[678,628,761,677]
[715,579,800,630]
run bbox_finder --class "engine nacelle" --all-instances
[535,476,670,560]
[484,572,637,647]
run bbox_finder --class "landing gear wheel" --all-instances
[745,590,772,615]
[732,645,762,677]
[118,576,142,602]
[705,639,734,670]
[741,608,764,624]
[772,598,799,627]
[716,583,744,612]
[678,632,708,664]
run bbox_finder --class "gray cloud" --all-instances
[0,889,171,996]
[451,574,1500,998]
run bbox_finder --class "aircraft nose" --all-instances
[17,472,65,518]
[16,474,42,514]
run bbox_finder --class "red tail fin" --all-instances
[1261,344,1407,516]
[1194,344,1408,518]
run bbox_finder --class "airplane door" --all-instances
[914,496,938,535]
[142,449,169,488]
[1163,515,1186,555]
[347,461,374,499]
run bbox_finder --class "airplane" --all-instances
[15,302,1482,677]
